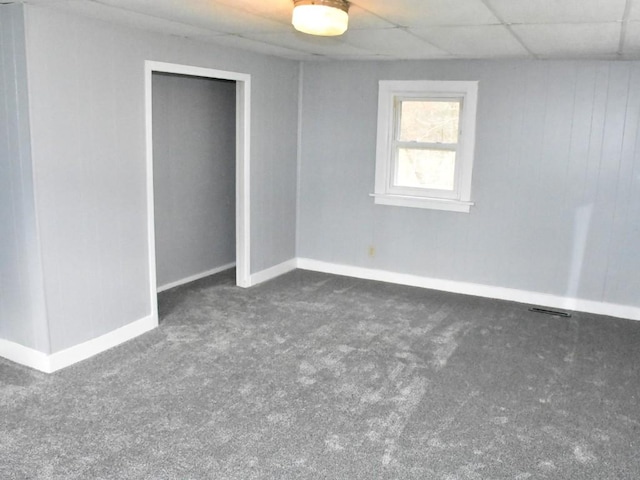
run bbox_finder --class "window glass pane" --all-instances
[399,100,460,144]
[395,149,456,190]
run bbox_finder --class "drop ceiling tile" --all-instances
[96,0,291,34]
[213,0,292,19]
[348,5,397,30]
[343,28,452,59]
[410,25,530,58]
[623,22,640,56]
[511,23,621,57]
[47,0,226,37]
[244,31,374,58]
[485,0,628,24]
[629,0,640,20]
[199,34,314,61]
[357,0,500,27]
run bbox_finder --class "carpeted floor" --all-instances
[1,269,639,479]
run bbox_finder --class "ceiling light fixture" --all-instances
[292,0,350,37]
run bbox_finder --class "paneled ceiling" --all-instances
[12,0,640,61]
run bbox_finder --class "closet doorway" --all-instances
[144,61,251,323]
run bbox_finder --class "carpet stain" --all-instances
[515,473,533,479]
[428,305,453,324]
[325,434,345,451]
[379,376,428,466]
[491,416,509,425]
[298,376,316,385]
[445,462,486,480]
[430,321,470,369]
[538,460,556,471]
[266,412,292,426]
[298,360,317,376]
[573,444,597,464]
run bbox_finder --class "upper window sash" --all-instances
[389,98,462,199]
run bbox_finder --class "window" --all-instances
[373,80,479,213]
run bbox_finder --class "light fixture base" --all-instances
[293,0,349,11]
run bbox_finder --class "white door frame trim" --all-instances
[144,60,252,321]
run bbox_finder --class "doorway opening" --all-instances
[144,61,251,323]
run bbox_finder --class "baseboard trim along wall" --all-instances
[157,262,236,293]
[0,338,50,373]
[249,258,298,286]
[0,314,157,373]
[4,256,636,373]
[47,314,158,372]
[296,258,640,322]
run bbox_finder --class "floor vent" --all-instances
[529,307,572,318]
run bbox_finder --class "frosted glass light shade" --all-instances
[292,0,349,36]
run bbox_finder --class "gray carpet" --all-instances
[1,269,639,479]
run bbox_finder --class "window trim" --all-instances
[374,80,479,213]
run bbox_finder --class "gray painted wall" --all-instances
[24,5,299,353]
[10,3,638,360]
[152,73,236,288]
[298,60,640,308]
[0,5,49,353]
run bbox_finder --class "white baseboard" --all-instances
[0,314,158,373]
[249,258,298,286]
[4,257,636,374]
[297,258,640,322]
[48,314,158,372]
[0,338,51,373]
[157,262,236,293]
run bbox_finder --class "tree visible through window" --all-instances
[395,99,460,191]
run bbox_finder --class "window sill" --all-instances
[370,193,474,213]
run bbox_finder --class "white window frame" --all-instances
[373,80,479,213]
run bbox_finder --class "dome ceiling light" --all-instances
[292,0,350,37]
